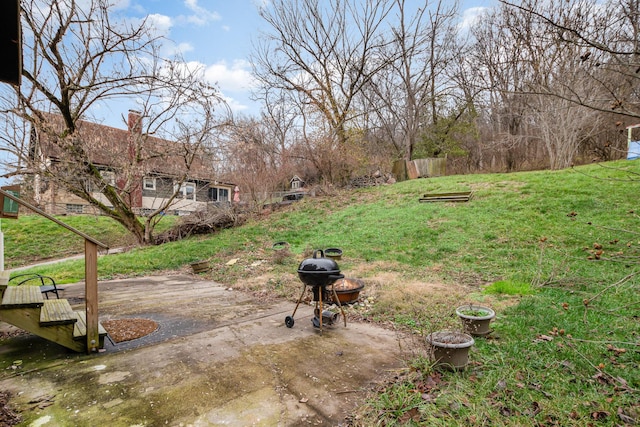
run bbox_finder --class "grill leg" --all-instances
[318,288,323,335]
[331,285,347,327]
[289,284,307,319]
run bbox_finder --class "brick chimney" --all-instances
[127,110,142,135]
[127,109,143,209]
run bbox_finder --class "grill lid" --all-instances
[297,249,340,274]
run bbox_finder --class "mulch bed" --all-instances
[101,318,159,343]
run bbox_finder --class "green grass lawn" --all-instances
[2,160,639,426]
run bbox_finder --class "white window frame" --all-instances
[101,170,116,186]
[175,182,196,200]
[143,177,156,190]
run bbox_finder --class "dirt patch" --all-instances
[101,318,159,343]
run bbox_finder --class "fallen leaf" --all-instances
[534,334,554,342]
[421,393,434,402]
[528,401,541,416]
[591,410,610,420]
[618,407,638,424]
[399,408,420,423]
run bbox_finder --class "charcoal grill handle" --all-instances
[328,274,344,281]
[313,249,325,258]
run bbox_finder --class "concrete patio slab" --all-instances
[0,275,406,426]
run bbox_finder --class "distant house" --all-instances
[27,110,234,216]
[290,175,305,190]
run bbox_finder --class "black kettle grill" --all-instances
[285,249,347,332]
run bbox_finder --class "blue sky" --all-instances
[111,0,494,119]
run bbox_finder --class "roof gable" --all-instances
[33,112,216,181]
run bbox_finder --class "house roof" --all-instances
[33,112,218,182]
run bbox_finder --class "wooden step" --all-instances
[0,305,85,353]
[0,286,44,308]
[40,299,77,326]
[0,271,9,296]
[419,191,472,203]
[73,310,107,341]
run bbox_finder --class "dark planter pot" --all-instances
[324,247,343,260]
[272,241,289,251]
[190,261,210,274]
[455,305,495,336]
[426,331,475,370]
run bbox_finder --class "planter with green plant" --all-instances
[455,304,495,336]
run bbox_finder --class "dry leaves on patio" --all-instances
[102,318,158,343]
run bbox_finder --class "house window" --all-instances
[85,170,116,193]
[66,204,84,214]
[176,182,196,200]
[208,187,229,202]
[143,177,156,190]
[208,187,218,201]
[101,170,116,186]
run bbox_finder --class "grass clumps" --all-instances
[4,159,640,426]
[483,279,534,295]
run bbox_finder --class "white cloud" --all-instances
[459,7,489,31]
[165,60,256,113]
[146,13,173,36]
[111,0,131,11]
[223,95,250,113]
[204,60,257,93]
[183,0,222,26]
[159,41,195,58]
[175,42,195,55]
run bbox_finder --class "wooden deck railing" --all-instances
[0,189,108,353]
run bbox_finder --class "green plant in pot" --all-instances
[455,304,496,336]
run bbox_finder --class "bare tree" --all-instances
[464,3,543,171]
[359,0,461,161]
[251,0,394,182]
[462,0,616,170]
[0,0,225,244]
[531,93,604,169]
[217,115,296,210]
[500,0,640,120]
